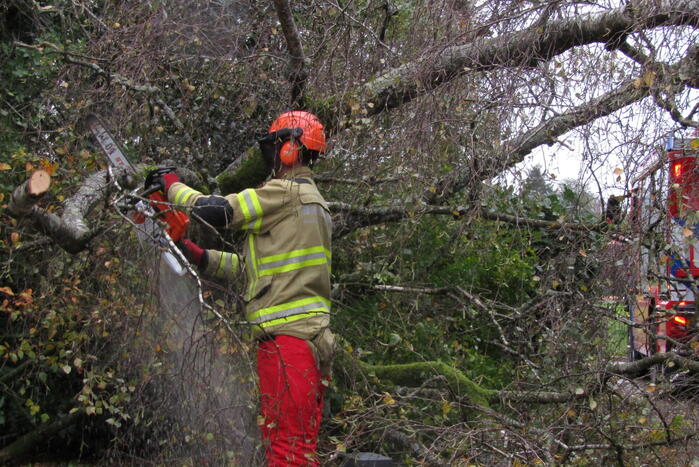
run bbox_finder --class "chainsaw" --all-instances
[86,113,190,275]
[86,114,238,333]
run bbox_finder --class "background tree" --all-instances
[2,0,699,464]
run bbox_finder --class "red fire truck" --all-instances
[628,132,699,360]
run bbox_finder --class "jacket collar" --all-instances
[279,166,313,181]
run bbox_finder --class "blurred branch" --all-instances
[314,174,402,185]
[383,429,443,465]
[271,0,308,106]
[559,433,697,453]
[0,360,31,384]
[329,201,600,238]
[608,352,699,377]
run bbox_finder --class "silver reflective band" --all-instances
[214,252,238,279]
[302,204,332,230]
[249,300,330,324]
[258,251,327,272]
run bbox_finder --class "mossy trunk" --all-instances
[216,146,270,194]
[361,360,493,408]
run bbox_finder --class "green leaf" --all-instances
[388,333,402,346]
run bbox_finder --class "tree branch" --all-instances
[329,201,600,238]
[272,0,308,106]
[354,0,699,116]
[13,41,195,148]
[607,352,699,377]
[224,2,699,193]
[426,42,699,203]
[8,169,113,253]
[0,409,84,464]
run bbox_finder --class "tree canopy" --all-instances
[2,0,699,464]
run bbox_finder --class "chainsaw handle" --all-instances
[144,167,177,192]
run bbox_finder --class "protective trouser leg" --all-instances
[258,335,325,467]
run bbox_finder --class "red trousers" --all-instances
[257,335,326,467]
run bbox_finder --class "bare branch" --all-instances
[7,167,120,253]
[329,201,600,238]
[427,43,699,203]
[13,41,194,143]
[382,429,443,466]
[314,174,402,185]
[608,352,699,377]
[353,0,699,116]
[272,0,308,106]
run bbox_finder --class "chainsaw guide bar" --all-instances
[86,114,138,175]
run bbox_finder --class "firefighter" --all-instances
[148,111,334,466]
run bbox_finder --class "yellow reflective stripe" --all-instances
[237,189,263,231]
[258,258,327,276]
[172,186,200,206]
[260,246,329,264]
[249,190,263,231]
[254,311,326,329]
[237,192,252,223]
[213,252,238,280]
[257,246,331,276]
[247,296,330,325]
[246,234,258,298]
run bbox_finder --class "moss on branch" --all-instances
[216,146,270,194]
[360,360,492,408]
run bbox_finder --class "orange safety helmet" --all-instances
[268,111,326,166]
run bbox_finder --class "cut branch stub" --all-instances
[27,170,51,196]
[8,170,51,217]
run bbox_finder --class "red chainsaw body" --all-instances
[146,191,190,242]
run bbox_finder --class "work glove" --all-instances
[176,238,205,267]
[258,128,303,169]
[144,167,180,193]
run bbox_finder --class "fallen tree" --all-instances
[3,0,699,464]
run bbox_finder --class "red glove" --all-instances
[177,238,205,266]
[162,172,180,192]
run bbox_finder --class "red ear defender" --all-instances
[279,140,302,166]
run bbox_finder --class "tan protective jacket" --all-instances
[167,167,334,369]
